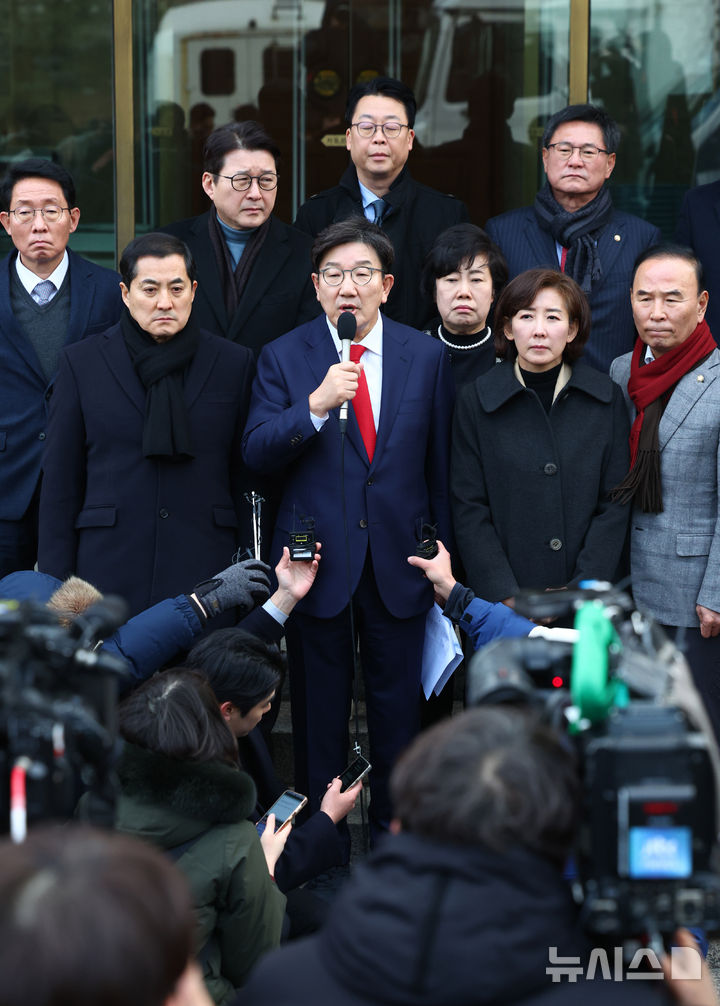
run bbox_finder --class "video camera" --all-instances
[0,596,130,838]
[466,583,720,947]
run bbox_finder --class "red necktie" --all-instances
[349,343,376,462]
[560,246,568,272]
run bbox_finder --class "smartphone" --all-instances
[256,789,307,836]
[338,754,371,792]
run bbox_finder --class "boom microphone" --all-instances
[337,311,357,432]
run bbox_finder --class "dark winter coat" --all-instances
[294,164,469,330]
[236,833,671,1006]
[37,323,255,617]
[115,742,285,1005]
[451,360,631,601]
[161,214,319,356]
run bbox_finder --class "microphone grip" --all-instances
[339,337,352,429]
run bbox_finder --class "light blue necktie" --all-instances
[368,198,387,225]
[32,280,56,305]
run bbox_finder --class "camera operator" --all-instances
[0,825,212,1006]
[237,707,713,1006]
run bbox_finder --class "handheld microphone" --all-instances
[337,311,357,432]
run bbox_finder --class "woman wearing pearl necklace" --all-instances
[422,224,508,387]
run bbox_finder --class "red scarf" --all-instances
[627,319,716,466]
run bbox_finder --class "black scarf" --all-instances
[534,182,613,293]
[121,310,198,460]
[207,208,271,321]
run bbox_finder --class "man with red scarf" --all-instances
[611,244,720,736]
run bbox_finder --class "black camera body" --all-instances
[466,585,720,944]
[578,704,720,938]
[0,598,128,833]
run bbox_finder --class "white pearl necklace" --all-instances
[437,325,492,351]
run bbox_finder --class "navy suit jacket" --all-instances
[0,248,122,520]
[486,204,660,372]
[38,322,254,616]
[242,315,455,620]
[675,181,720,337]
[161,213,320,356]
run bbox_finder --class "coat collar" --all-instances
[338,163,413,220]
[0,248,97,384]
[117,740,257,823]
[476,359,614,413]
[98,320,223,416]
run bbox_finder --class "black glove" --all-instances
[191,559,271,619]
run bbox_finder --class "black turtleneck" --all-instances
[431,322,496,387]
[519,361,563,414]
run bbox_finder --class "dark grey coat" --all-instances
[451,360,631,601]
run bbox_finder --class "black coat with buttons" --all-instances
[451,360,631,602]
[38,322,254,617]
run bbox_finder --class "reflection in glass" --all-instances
[0,0,115,265]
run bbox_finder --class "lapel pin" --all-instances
[613,234,621,242]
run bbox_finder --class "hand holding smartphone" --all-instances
[256,789,307,837]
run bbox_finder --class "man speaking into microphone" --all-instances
[243,217,454,844]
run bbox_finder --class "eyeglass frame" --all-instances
[317,266,385,287]
[7,206,71,223]
[350,121,411,140]
[215,172,279,192]
[545,142,611,161]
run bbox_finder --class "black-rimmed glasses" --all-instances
[216,172,278,191]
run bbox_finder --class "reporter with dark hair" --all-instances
[237,708,688,1005]
[115,668,286,1004]
[187,625,361,919]
[451,268,630,609]
[0,825,212,1006]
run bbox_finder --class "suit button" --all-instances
[159,508,169,519]
[549,538,562,551]
[543,463,557,476]
[38,432,46,441]
[359,519,368,529]
[366,478,374,486]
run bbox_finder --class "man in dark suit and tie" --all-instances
[294,77,469,331]
[162,120,319,356]
[0,158,123,577]
[486,104,660,372]
[243,218,454,842]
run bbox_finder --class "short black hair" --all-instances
[0,157,76,211]
[345,77,416,128]
[119,232,197,287]
[203,120,281,176]
[542,103,620,154]
[422,223,508,302]
[311,217,394,274]
[631,242,705,293]
[390,707,580,865]
[186,628,284,715]
[0,825,195,1006]
[118,667,239,766]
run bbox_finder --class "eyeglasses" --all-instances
[545,142,610,161]
[351,121,410,140]
[8,206,70,224]
[216,172,278,191]
[318,266,383,286]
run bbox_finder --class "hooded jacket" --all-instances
[237,832,671,1006]
[115,742,285,1004]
